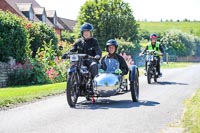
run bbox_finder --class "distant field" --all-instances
[138,22,200,37]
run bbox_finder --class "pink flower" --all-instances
[46,68,58,79]
[29,64,33,70]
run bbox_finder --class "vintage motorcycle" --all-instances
[141,50,162,84]
[63,52,139,107]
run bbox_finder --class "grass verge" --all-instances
[0,82,66,108]
[161,62,195,68]
[182,88,200,132]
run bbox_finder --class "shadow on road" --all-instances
[74,99,160,110]
[153,81,189,85]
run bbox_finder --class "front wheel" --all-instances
[130,71,139,102]
[66,73,79,107]
[147,66,152,84]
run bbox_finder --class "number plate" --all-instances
[146,55,153,61]
[70,54,78,61]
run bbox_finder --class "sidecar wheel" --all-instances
[66,73,79,107]
[130,71,139,102]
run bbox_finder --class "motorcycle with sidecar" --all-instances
[63,52,139,107]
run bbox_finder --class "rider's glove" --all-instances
[98,69,104,73]
[95,55,101,60]
[62,51,70,59]
[62,53,68,59]
[114,69,122,74]
[139,53,143,56]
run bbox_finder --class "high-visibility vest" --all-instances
[147,42,160,56]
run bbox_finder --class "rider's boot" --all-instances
[86,79,94,95]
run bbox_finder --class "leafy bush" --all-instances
[30,41,68,84]
[61,30,75,44]
[7,41,69,85]
[0,11,30,62]
[116,38,141,62]
[8,60,34,85]
[26,22,58,58]
[160,30,199,56]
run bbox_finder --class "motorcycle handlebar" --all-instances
[62,52,100,60]
[139,51,163,56]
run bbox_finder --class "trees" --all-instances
[76,0,139,49]
[160,30,200,56]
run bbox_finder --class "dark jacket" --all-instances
[70,37,102,57]
[101,53,129,75]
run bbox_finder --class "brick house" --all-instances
[0,0,77,38]
[0,0,77,87]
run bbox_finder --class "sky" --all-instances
[35,0,200,21]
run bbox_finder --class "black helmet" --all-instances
[81,23,93,32]
[106,39,118,52]
[150,33,157,39]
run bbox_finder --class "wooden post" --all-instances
[166,53,169,64]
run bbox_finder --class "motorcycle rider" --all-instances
[100,39,129,75]
[139,33,164,76]
[62,23,102,81]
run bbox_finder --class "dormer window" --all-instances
[46,10,57,25]
[34,7,46,23]
[16,3,34,21]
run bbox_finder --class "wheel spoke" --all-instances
[66,73,79,107]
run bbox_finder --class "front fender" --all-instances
[129,65,139,82]
[67,66,77,74]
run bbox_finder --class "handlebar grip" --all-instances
[61,53,68,59]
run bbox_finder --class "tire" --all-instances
[130,71,139,102]
[147,67,152,84]
[66,73,79,107]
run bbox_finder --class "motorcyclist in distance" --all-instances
[139,33,164,76]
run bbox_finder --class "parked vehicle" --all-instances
[63,52,139,107]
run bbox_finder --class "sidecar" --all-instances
[93,58,139,102]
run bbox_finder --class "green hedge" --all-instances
[26,22,58,58]
[0,11,30,62]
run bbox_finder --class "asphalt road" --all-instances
[0,64,200,133]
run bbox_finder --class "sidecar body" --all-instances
[94,73,125,97]
[93,58,139,102]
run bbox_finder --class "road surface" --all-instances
[0,64,200,133]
